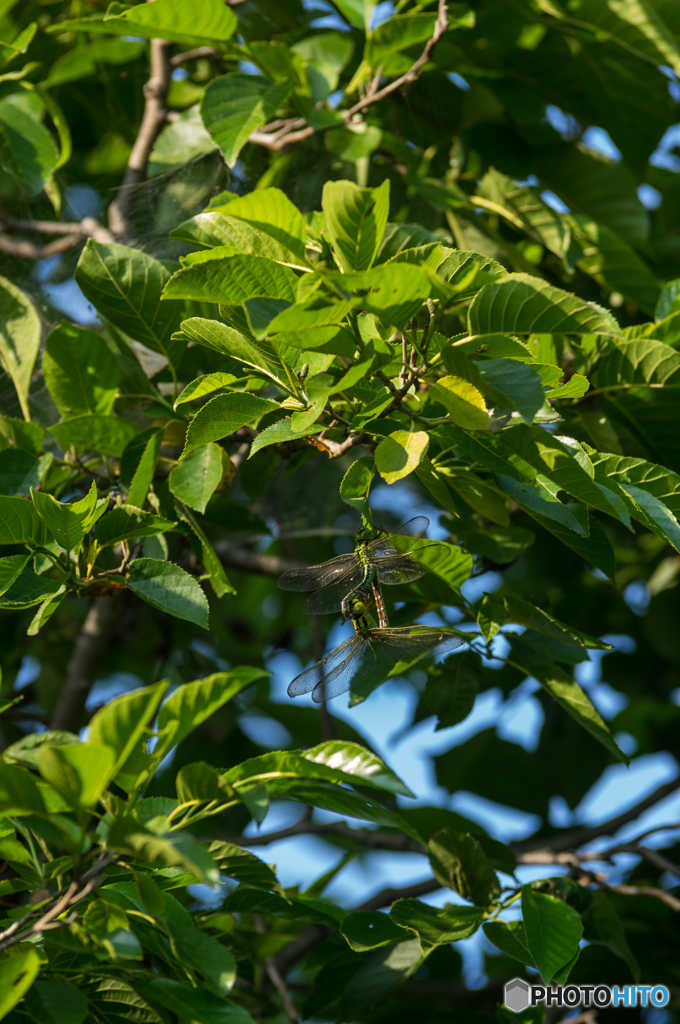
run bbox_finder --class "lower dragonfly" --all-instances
[278,516,450,628]
[287,597,466,704]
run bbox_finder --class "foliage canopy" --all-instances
[0,0,680,1021]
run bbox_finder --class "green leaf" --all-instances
[43,321,119,418]
[95,506,175,548]
[497,473,589,537]
[0,948,41,1020]
[477,358,546,424]
[0,275,41,420]
[432,376,490,430]
[571,216,660,315]
[174,502,234,598]
[571,0,680,75]
[209,840,281,892]
[201,74,290,168]
[503,594,610,649]
[0,568,65,610]
[42,38,145,88]
[529,662,629,764]
[175,373,239,409]
[0,554,29,595]
[75,241,184,370]
[521,885,583,984]
[483,919,536,967]
[446,471,509,526]
[424,653,479,730]
[545,373,590,400]
[584,890,640,982]
[302,740,414,798]
[120,427,164,508]
[322,179,390,272]
[535,142,649,244]
[88,680,168,782]
[182,393,279,458]
[477,168,571,259]
[594,339,680,389]
[49,414,140,457]
[428,829,501,906]
[148,103,217,176]
[0,449,40,497]
[157,667,267,754]
[109,824,220,886]
[100,0,238,47]
[0,762,47,815]
[172,187,310,267]
[469,273,621,337]
[172,925,237,996]
[0,97,57,196]
[134,979,254,1024]
[340,456,375,510]
[127,558,210,629]
[389,899,483,953]
[436,249,506,293]
[375,430,429,484]
[36,742,116,809]
[165,251,297,305]
[477,594,506,642]
[340,939,423,1019]
[31,480,97,554]
[23,981,87,1024]
[248,416,319,457]
[366,13,438,67]
[178,318,286,382]
[169,442,226,513]
[341,911,409,951]
[333,263,432,330]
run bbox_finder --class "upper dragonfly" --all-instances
[277,517,450,627]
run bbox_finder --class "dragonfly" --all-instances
[277,516,450,628]
[287,618,466,704]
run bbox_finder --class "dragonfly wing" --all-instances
[377,543,452,585]
[371,626,466,661]
[278,553,356,593]
[287,635,360,697]
[312,635,377,703]
[302,565,366,615]
[367,517,430,559]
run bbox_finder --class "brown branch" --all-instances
[214,541,304,578]
[108,38,173,238]
[0,214,114,260]
[264,960,300,1023]
[320,432,371,459]
[225,821,423,852]
[171,46,222,66]
[516,774,680,854]
[0,852,116,952]
[246,0,449,154]
[354,877,442,912]
[50,595,128,732]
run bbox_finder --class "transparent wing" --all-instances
[287,634,363,697]
[370,626,466,661]
[312,636,377,703]
[277,552,357,593]
[368,516,430,558]
[302,565,367,614]
[375,542,452,585]
[288,633,376,702]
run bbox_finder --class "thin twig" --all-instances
[213,541,305,577]
[247,1,449,153]
[108,38,173,237]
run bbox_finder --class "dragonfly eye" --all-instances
[347,597,367,617]
[354,527,372,543]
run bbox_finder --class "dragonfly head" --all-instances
[354,524,374,545]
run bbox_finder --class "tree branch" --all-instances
[108,37,173,238]
[0,214,114,259]
[246,0,449,154]
[515,774,680,853]
[354,877,442,912]
[213,541,305,578]
[50,595,128,732]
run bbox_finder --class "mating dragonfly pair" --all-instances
[278,517,465,703]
